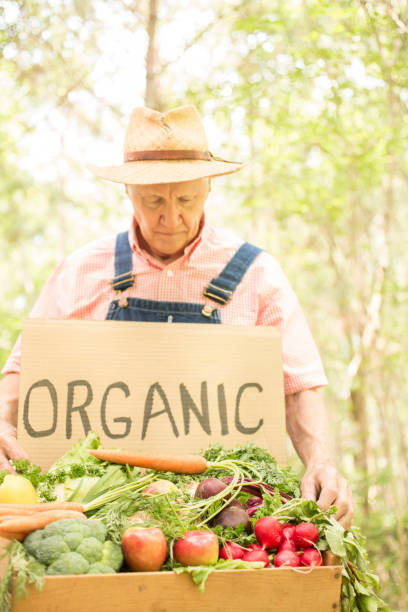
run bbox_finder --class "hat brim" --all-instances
[87,159,244,185]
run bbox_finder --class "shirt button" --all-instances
[166,270,174,277]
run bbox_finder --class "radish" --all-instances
[219,542,245,560]
[293,523,319,549]
[274,550,300,567]
[254,517,283,550]
[248,543,263,551]
[282,524,296,541]
[278,538,297,553]
[241,549,270,567]
[299,548,323,567]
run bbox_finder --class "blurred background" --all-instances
[1,0,407,608]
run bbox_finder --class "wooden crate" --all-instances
[11,566,342,612]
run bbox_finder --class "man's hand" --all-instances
[0,421,29,472]
[0,373,28,472]
[301,461,354,529]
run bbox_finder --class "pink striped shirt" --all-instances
[2,219,327,394]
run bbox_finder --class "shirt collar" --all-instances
[128,215,209,267]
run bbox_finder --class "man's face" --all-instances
[126,178,211,262]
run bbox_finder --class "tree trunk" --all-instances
[145,0,162,110]
[350,378,370,514]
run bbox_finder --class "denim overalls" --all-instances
[106,231,262,323]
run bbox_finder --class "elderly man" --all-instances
[0,105,353,527]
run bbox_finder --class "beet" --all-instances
[195,478,227,499]
[247,504,263,517]
[226,499,246,511]
[246,496,263,507]
[211,505,251,534]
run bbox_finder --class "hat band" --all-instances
[124,150,212,162]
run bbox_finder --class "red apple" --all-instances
[122,526,167,571]
[143,479,179,496]
[174,530,219,566]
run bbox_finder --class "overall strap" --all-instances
[111,231,135,291]
[203,242,262,305]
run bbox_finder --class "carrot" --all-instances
[0,502,84,513]
[0,507,37,517]
[0,531,26,542]
[0,510,86,534]
[0,514,36,522]
[88,449,208,474]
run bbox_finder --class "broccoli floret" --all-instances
[64,531,83,551]
[84,519,107,543]
[43,518,87,536]
[26,517,122,576]
[76,537,103,564]
[101,540,123,572]
[47,552,89,575]
[87,562,115,574]
[23,530,45,557]
[35,534,70,565]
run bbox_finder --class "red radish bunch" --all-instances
[249,519,323,568]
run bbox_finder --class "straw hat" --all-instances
[87,105,244,185]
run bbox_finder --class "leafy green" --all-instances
[0,541,45,612]
[0,459,45,489]
[37,462,107,502]
[49,431,102,471]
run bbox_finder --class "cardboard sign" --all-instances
[18,319,286,469]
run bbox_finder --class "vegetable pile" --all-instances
[0,433,387,612]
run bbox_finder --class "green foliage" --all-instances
[0,541,45,612]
